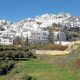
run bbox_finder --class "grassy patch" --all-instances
[0,55,80,80]
[0,47,80,80]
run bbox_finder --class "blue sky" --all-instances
[0,0,80,22]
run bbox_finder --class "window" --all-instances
[33,33,35,35]
[9,38,13,42]
[4,40,7,42]
[0,33,2,35]
[42,37,44,39]
[32,33,35,35]
[46,37,48,39]
[37,33,40,35]
[39,37,40,39]
[43,33,47,36]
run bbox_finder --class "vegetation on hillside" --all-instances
[33,44,68,50]
[43,23,62,31]
[0,45,36,76]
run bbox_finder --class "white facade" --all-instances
[11,30,67,45]
[20,30,67,45]
[53,31,67,41]
[0,30,15,45]
[25,31,49,45]
[63,21,80,28]
[54,41,71,46]
[15,32,22,37]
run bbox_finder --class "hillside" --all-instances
[0,13,80,32]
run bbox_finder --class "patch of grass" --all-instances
[0,54,80,80]
[1,47,80,80]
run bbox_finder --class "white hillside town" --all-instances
[0,12,80,45]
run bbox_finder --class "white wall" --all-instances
[0,31,14,45]
[0,38,13,45]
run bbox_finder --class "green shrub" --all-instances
[35,44,67,50]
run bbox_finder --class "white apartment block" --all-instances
[0,30,15,45]
[23,31,49,45]
[63,21,80,28]
[18,30,67,45]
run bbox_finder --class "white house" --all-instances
[0,30,15,45]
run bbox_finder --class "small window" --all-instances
[43,33,47,36]
[4,40,7,42]
[42,37,44,39]
[9,38,13,42]
[45,37,47,39]
[39,37,40,39]
[0,33,2,35]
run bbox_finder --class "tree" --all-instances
[23,34,30,47]
[48,30,54,44]
[13,36,22,45]
[52,23,62,31]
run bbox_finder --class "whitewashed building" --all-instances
[24,31,49,45]
[63,21,80,28]
[19,30,67,45]
[0,30,15,45]
[53,31,67,41]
